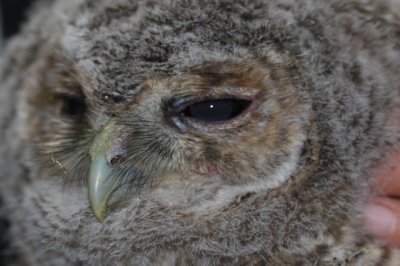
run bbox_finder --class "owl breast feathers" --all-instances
[0,0,400,265]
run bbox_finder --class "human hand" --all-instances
[364,152,400,246]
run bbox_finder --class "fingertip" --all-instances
[364,204,396,238]
[364,198,400,246]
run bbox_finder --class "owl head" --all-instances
[1,0,398,264]
[19,0,314,222]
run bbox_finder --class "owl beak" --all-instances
[89,153,116,222]
[88,119,119,222]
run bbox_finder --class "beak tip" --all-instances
[92,205,106,222]
[96,214,105,223]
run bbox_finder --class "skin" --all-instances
[365,152,400,246]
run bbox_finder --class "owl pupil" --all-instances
[183,99,250,122]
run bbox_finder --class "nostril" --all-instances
[109,155,124,166]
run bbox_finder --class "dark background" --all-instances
[1,0,35,38]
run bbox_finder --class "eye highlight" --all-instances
[181,99,251,122]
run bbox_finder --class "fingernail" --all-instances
[364,204,396,238]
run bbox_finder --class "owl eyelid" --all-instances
[53,86,84,98]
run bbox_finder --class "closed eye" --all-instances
[180,99,251,122]
[55,94,87,119]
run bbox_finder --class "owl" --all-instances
[0,0,400,265]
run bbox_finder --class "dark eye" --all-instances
[181,99,251,122]
[59,96,87,118]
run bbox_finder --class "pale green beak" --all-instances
[88,119,119,221]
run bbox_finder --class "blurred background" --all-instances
[0,0,36,263]
[0,0,35,52]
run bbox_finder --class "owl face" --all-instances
[26,55,309,221]
[20,0,311,221]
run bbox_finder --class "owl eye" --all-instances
[181,99,251,122]
[59,95,87,118]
